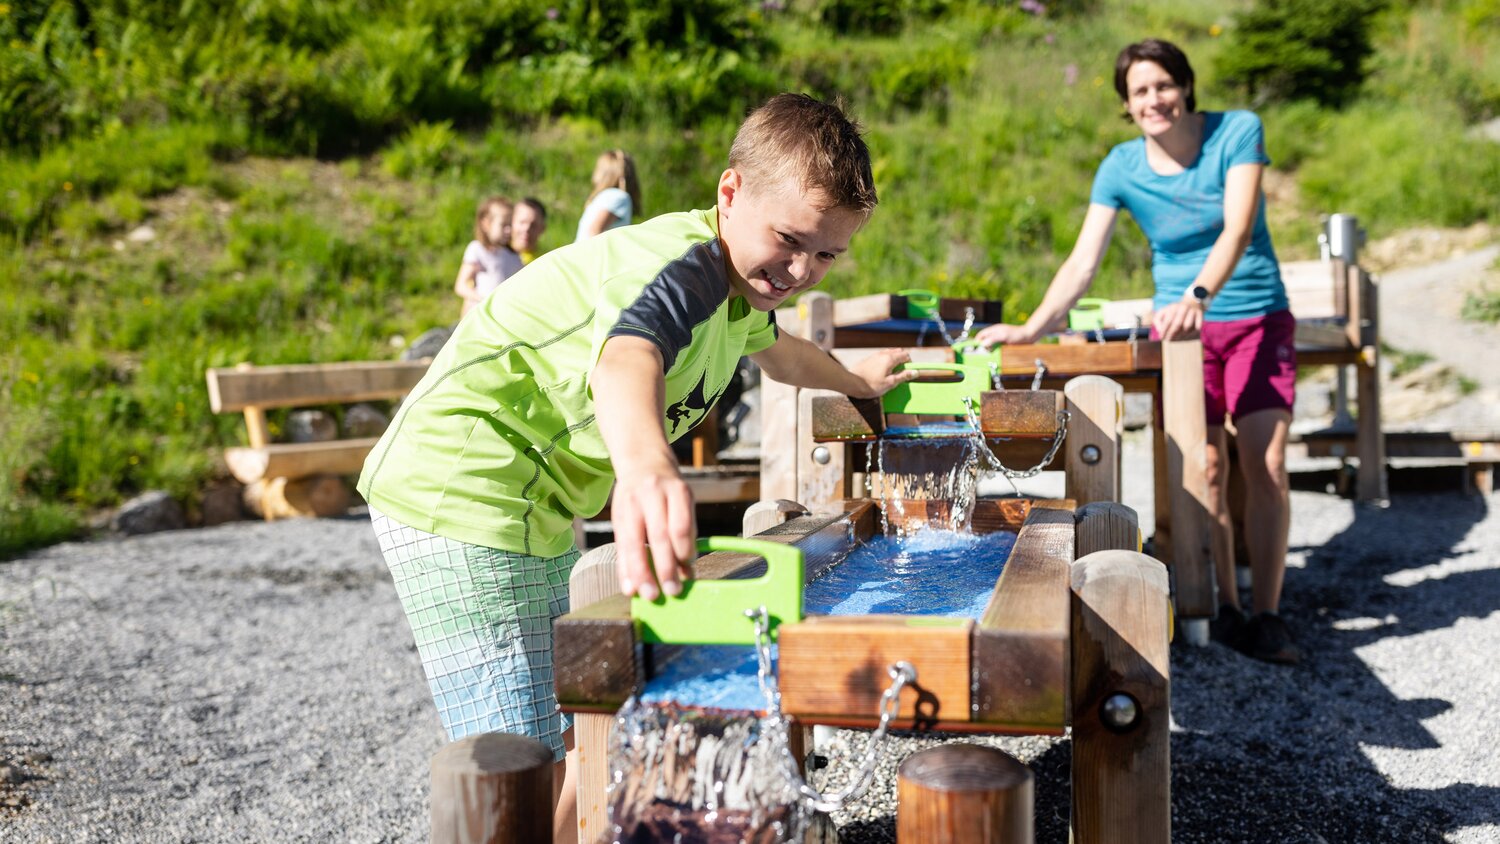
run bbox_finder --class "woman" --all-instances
[975,39,1298,664]
[574,149,641,242]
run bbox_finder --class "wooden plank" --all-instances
[224,437,381,484]
[205,359,430,413]
[832,293,902,326]
[1064,376,1123,506]
[565,548,620,844]
[1162,339,1215,619]
[810,393,885,442]
[1069,550,1171,844]
[743,499,811,537]
[880,498,1034,535]
[833,327,957,348]
[996,342,1143,377]
[979,390,1064,437]
[778,615,974,724]
[832,346,957,367]
[972,506,1075,729]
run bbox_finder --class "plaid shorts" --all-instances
[370,508,578,761]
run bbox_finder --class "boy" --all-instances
[511,196,547,264]
[359,93,912,843]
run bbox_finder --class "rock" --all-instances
[1123,392,1153,431]
[401,326,453,361]
[199,480,246,527]
[126,224,156,243]
[287,410,337,443]
[113,491,186,536]
[342,404,389,439]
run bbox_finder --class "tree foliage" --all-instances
[1217,0,1386,108]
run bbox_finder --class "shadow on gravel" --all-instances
[1171,491,1497,843]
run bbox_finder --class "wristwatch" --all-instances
[1187,285,1213,307]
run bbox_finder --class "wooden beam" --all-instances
[979,390,1064,437]
[1069,550,1171,844]
[972,506,1074,730]
[205,359,430,413]
[897,744,1034,844]
[743,499,811,537]
[1063,376,1123,506]
[798,390,851,511]
[995,342,1149,377]
[778,615,974,724]
[1161,339,1215,619]
[225,438,380,484]
[809,394,885,442]
[567,547,621,844]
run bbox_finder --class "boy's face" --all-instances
[716,169,863,312]
[512,204,545,251]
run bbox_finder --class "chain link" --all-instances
[1030,358,1047,391]
[962,399,1071,482]
[745,606,916,815]
[918,305,976,347]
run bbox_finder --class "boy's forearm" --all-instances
[592,338,677,472]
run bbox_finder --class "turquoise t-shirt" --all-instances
[1089,110,1288,321]
[359,209,779,556]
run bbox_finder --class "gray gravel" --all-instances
[4,465,1500,842]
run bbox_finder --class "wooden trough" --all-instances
[556,496,1170,844]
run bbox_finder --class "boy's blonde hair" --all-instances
[729,93,877,215]
[587,149,643,218]
[474,196,514,250]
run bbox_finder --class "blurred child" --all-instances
[574,149,641,242]
[454,196,523,317]
[512,197,548,264]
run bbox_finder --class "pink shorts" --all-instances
[1154,309,1297,427]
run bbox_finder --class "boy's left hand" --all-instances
[847,348,919,398]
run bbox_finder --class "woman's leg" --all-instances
[1204,424,1239,611]
[1233,408,1292,614]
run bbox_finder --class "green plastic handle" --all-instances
[897,288,940,320]
[1068,297,1110,331]
[631,537,804,646]
[951,338,1002,369]
[882,362,989,415]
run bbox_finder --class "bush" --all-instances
[1217,0,1386,108]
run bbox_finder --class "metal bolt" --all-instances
[812,446,830,465]
[1100,693,1140,732]
[1080,444,1101,465]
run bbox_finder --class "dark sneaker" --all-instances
[1209,604,1248,648]
[1239,612,1301,665]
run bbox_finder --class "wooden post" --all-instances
[242,475,350,520]
[234,362,270,448]
[743,499,810,537]
[1063,376,1123,506]
[760,310,803,501]
[1069,550,1171,844]
[1353,269,1387,502]
[1074,501,1139,559]
[1161,338,1216,622]
[896,744,1034,844]
[430,732,553,844]
[798,389,849,512]
[567,545,620,844]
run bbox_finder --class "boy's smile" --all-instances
[715,168,864,311]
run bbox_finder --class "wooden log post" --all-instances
[896,744,1034,844]
[760,310,804,501]
[567,545,621,844]
[1069,549,1171,844]
[1074,501,1139,559]
[242,474,350,520]
[1161,338,1216,635]
[1063,376,1123,506]
[1353,268,1388,502]
[743,499,811,537]
[430,732,554,844]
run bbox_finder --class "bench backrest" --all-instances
[206,360,431,413]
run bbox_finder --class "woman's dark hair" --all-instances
[1113,39,1196,112]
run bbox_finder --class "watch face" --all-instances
[1192,286,1209,302]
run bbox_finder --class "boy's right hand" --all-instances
[611,457,698,601]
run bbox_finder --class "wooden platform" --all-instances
[1291,428,1500,495]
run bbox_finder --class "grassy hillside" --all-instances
[6,0,1500,555]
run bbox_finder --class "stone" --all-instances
[126,224,156,243]
[342,404,389,439]
[402,326,453,361]
[199,480,246,527]
[287,410,337,443]
[1123,392,1153,431]
[113,491,186,536]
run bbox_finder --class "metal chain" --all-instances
[962,399,1072,482]
[922,305,976,347]
[745,607,916,815]
[1030,358,1047,391]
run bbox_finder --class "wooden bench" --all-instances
[205,360,430,519]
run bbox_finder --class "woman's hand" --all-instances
[1152,300,1205,341]
[846,348,918,398]
[973,322,1038,350]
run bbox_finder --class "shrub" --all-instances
[1217,0,1386,107]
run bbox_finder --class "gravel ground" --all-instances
[4,461,1498,842]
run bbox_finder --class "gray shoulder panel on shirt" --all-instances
[608,239,730,371]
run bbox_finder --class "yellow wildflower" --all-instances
[63,181,73,192]
[1209,24,1223,37]
[21,371,39,384]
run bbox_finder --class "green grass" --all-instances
[1462,287,1500,322]
[6,0,1500,556]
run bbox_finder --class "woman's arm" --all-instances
[581,207,621,239]
[975,203,1118,347]
[1153,162,1262,340]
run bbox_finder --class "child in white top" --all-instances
[574,149,642,242]
[455,196,524,317]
